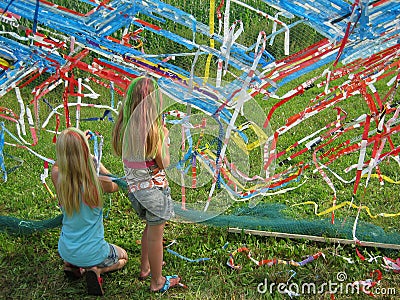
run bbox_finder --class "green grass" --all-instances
[1,217,399,299]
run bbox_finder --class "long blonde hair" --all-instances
[112,76,164,160]
[56,127,102,216]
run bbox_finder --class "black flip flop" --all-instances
[86,270,104,296]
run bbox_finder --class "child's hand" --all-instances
[84,130,94,140]
[162,126,169,135]
[163,126,170,146]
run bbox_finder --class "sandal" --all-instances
[151,275,186,293]
[85,269,104,296]
[64,266,84,280]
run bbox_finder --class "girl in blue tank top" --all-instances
[51,127,128,296]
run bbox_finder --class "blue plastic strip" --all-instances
[166,248,211,263]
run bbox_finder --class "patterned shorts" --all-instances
[96,244,119,268]
[128,186,174,225]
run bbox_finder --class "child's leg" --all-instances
[63,261,84,279]
[97,245,128,274]
[139,225,150,278]
[147,223,180,292]
[139,225,167,279]
[64,261,79,268]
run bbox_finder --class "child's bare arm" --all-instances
[154,126,170,169]
[51,163,59,189]
[99,175,119,193]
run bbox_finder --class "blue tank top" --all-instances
[58,200,109,267]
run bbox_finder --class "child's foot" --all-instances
[138,270,151,281]
[150,275,186,293]
[64,266,84,280]
[138,261,166,281]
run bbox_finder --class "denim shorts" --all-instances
[128,186,174,225]
[96,244,119,268]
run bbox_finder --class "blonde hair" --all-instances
[112,76,164,160]
[56,127,102,216]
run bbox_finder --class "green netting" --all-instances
[2,202,399,247]
[1,177,399,248]
[0,214,63,235]
[174,203,400,246]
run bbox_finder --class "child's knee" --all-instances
[117,246,128,260]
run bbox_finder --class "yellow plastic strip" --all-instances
[362,173,400,184]
[292,201,400,219]
[204,0,215,80]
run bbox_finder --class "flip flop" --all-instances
[151,275,187,293]
[85,270,104,296]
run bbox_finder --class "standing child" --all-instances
[112,76,184,292]
[51,127,128,296]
